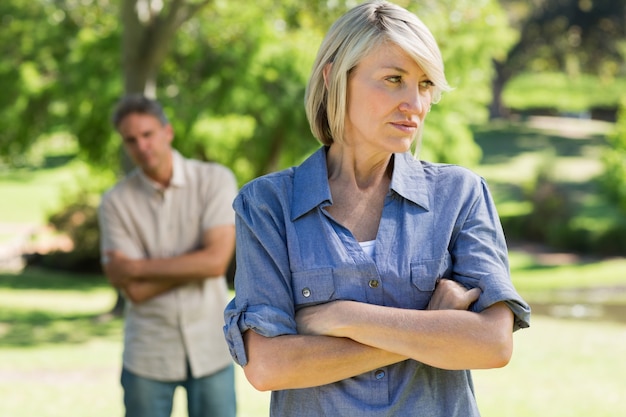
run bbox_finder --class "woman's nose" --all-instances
[398,89,427,115]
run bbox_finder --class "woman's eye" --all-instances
[386,76,402,84]
[419,80,434,89]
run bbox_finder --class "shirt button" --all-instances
[368,279,379,288]
[302,288,311,298]
[375,369,385,380]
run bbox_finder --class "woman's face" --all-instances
[343,42,433,154]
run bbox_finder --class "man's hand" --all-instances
[103,250,140,288]
[427,278,481,311]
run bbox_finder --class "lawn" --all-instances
[1,267,625,417]
[0,156,85,226]
[503,72,626,113]
[1,115,625,416]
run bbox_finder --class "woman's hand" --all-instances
[297,278,480,336]
[427,278,481,311]
[296,301,347,337]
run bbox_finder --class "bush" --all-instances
[599,97,626,213]
[26,190,102,273]
[520,156,573,244]
[501,159,626,256]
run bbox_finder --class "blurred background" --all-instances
[0,0,625,416]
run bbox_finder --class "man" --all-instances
[98,94,237,417]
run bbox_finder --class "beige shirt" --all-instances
[99,150,237,381]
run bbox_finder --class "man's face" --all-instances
[117,112,173,180]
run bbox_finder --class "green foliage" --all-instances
[490,0,626,118]
[599,98,626,213]
[499,0,626,78]
[409,0,516,165]
[504,72,626,112]
[42,190,101,273]
[473,119,626,256]
[520,155,573,241]
[123,0,325,183]
[0,154,98,224]
[0,0,122,168]
[2,0,519,184]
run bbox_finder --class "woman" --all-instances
[224,1,530,416]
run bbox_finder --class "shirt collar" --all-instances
[136,149,186,191]
[389,151,431,211]
[292,147,430,220]
[292,147,333,220]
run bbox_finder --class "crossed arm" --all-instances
[242,279,514,391]
[103,224,235,303]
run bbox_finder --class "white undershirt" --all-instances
[359,240,376,259]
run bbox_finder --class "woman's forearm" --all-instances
[242,330,407,391]
[317,301,514,370]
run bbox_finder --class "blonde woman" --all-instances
[224,2,530,416]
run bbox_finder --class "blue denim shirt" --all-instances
[224,147,530,417]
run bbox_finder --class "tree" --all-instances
[2,0,519,174]
[492,0,626,118]
[0,0,117,166]
[120,0,213,95]
[405,0,516,164]
[1,0,522,314]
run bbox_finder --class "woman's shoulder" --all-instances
[235,168,297,216]
[240,167,296,196]
[420,160,484,185]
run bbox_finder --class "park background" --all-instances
[1,0,626,416]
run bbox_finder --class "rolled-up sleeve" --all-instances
[451,178,531,331]
[223,180,298,366]
[224,301,297,366]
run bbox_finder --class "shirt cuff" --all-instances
[468,274,531,331]
[223,300,297,366]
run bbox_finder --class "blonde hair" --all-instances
[305,0,450,146]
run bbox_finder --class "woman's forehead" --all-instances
[354,42,425,76]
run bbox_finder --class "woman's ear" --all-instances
[323,63,333,90]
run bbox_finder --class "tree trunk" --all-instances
[105,0,214,318]
[489,59,511,120]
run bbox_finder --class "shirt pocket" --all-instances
[292,267,335,309]
[409,258,446,308]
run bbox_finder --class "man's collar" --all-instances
[169,150,186,187]
[137,149,186,191]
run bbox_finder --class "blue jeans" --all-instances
[121,364,236,417]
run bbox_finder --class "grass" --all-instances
[473,316,626,417]
[472,117,613,200]
[503,71,626,112]
[0,268,272,417]
[1,267,625,417]
[472,116,624,252]
[1,108,625,415]
[0,156,84,226]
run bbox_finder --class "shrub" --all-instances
[520,156,573,245]
[26,190,102,274]
[599,97,626,213]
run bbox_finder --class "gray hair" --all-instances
[305,0,451,146]
[111,94,169,129]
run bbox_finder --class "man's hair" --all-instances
[111,94,169,129]
[304,0,451,146]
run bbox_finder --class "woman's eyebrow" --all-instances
[381,65,408,73]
